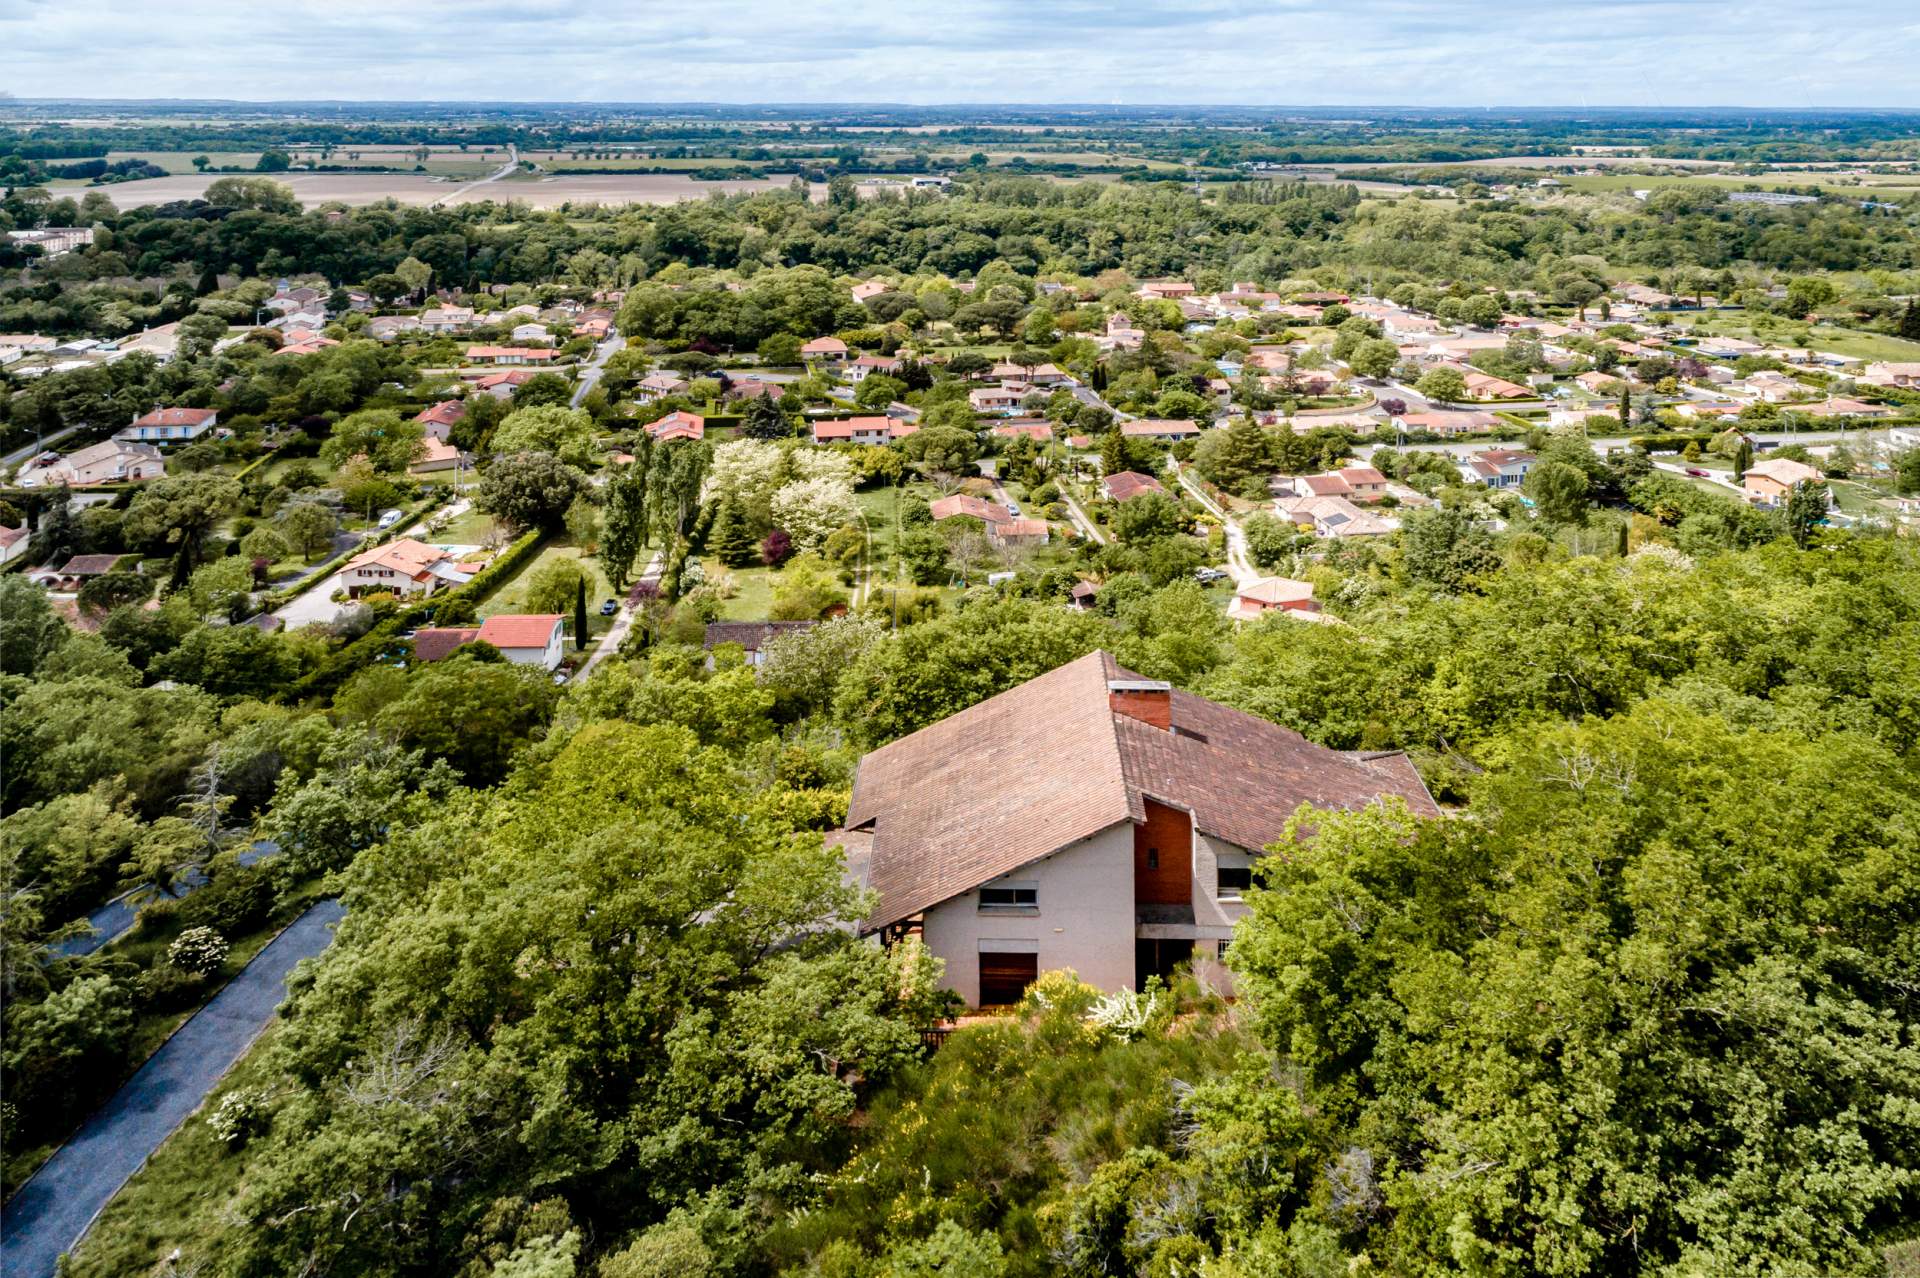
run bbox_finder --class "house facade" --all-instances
[840,653,1437,1005]
[338,538,474,598]
[474,614,567,670]
[15,440,165,488]
[116,407,218,445]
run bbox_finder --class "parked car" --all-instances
[599,598,618,616]
[376,509,404,530]
[1685,467,1709,477]
[1194,567,1228,583]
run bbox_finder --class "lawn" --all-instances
[429,504,512,548]
[479,541,620,635]
[1671,317,1920,364]
[698,559,780,620]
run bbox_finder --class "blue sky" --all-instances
[4,0,1919,106]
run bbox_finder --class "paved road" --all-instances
[576,549,661,681]
[433,144,519,207]
[1,424,83,471]
[1357,425,1892,463]
[570,328,622,409]
[52,841,281,959]
[3,899,346,1278]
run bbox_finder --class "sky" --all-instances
[4,0,1920,108]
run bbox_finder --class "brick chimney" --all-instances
[1108,679,1172,731]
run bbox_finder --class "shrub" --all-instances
[168,925,230,976]
[208,1087,268,1148]
[176,864,276,937]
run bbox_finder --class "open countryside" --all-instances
[5,9,1920,1278]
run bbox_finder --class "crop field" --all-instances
[43,171,827,209]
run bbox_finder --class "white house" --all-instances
[116,407,218,445]
[475,614,568,670]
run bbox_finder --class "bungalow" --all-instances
[474,613,568,671]
[844,353,904,384]
[991,421,1055,444]
[29,554,124,591]
[1274,494,1397,538]
[338,538,475,599]
[929,494,1012,525]
[473,370,538,399]
[277,336,340,357]
[1794,397,1892,419]
[1138,281,1196,299]
[851,280,892,303]
[1278,466,1389,503]
[1694,336,1765,360]
[634,373,690,403]
[724,378,786,403]
[575,318,611,341]
[837,651,1436,1004]
[990,362,1072,387]
[1575,370,1628,395]
[1396,410,1496,437]
[409,626,482,664]
[1226,576,1322,623]
[1464,448,1536,489]
[1101,471,1166,502]
[811,416,917,446]
[993,518,1051,546]
[1121,419,1203,441]
[1858,361,1920,389]
[704,620,818,667]
[116,407,218,445]
[414,399,468,441]
[408,437,469,477]
[1457,368,1532,400]
[15,439,165,488]
[646,410,706,442]
[801,336,849,362]
[419,306,476,334]
[1742,457,1824,507]
[466,346,558,366]
[509,323,553,344]
[969,384,1029,415]
[368,315,423,339]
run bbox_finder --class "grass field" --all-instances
[1564,171,1920,197]
[479,542,619,632]
[1670,316,1920,363]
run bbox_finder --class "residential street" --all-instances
[2,900,346,1278]
[1,423,83,469]
[570,327,621,409]
[53,840,281,958]
[1173,464,1258,585]
[576,548,661,681]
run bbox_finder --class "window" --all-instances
[979,885,1037,912]
[1217,865,1253,897]
[979,951,1038,1005]
[1146,848,1159,869]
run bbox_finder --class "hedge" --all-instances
[284,528,544,703]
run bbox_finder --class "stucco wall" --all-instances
[920,820,1137,1006]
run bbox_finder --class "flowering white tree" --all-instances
[770,477,861,552]
[703,439,785,534]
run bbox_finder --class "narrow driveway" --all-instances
[570,328,621,409]
[576,549,661,681]
[433,143,519,207]
[53,840,281,958]
[3,900,346,1278]
[1175,465,1258,585]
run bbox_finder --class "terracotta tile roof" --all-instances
[1098,472,1167,502]
[414,400,468,427]
[130,407,216,428]
[646,410,706,442]
[58,554,123,576]
[848,651,1438,929]
[412,626,479,662]
[929,494,1010,524]
[475,614,563,650]
[703,620,816,653]
[1122,419,1202,437]
[343,537,448,579]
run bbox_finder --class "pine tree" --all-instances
[710,501,756,567]
[195,266,220,296]
[1900,300,1920,342]
[1098,429,1129,481]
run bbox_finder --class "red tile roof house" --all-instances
[414,399,468,441]
[929,494,1012,526]
[969,385,1029,415]
[1226,576,1323,623]
[844,353,904,383]
[115,407,218,445]
[835,652,1437,1005]
[474,614,568,670]
[338,538,476,599]
[473,370,538,399]
[634,373,689,403]
[1101,471,1166,502]
[466,346,558,366]
[810,416,916,446]
[646,411,707,443]
[1465,448,1536,489]
[1121,419,1203,441]
[29,553,125,592]
[410,626,482,663]
[801,336,849,361]
[992,421,1055,443]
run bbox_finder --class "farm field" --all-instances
[1669,316,1920,363]
[45,171,828,209]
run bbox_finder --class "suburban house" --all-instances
[466,346,557,366]
[29,553,124,591]
[1742,457,1824,506]
[991,421,1055,443]
[991,362,1072,387]
[703,619,817,668]
[419,306,476,333]
[413,400,468,441]
[410,626,484,663]
[634,373,689,403]
[510,323,552,344]
[646,410,706,442]
[844,353,904,383]
[969,385,1028,414]
[1859,361,1920,389]
[801,336,849,362]
[15,439,165,488]
[473,370,538,398]
[851,280,891,303]
[1226,576,1322,623]
[0,525,31,568]
[1456,368,1532,400]
[1276,467,1388,503]
[837,652,1438,1005]
[338,538,476,598]
[1274,494,1397,538]
[116,407,218,445]
[1138,280,1196,299]
[1395,410,1497,436]
[1102,471,1166,502]
[475,614,568,670]
[1121,419,1203,441]
[408,437,469,477]
[369,316,423,339]
[929,495,1050,545]
[811,416,917,446]
[1464,448,1536,489]
[724,378,785,403]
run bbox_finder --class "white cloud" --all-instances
[1,0,1916,104]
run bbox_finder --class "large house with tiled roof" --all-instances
[837,652,1437,1005]
[338,537,476,599]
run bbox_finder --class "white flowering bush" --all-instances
[208,1087,265,1148]
[1629,542,1695,572]
[167,926,230,976]
[1086,987,1158,1042]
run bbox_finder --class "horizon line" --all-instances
[5,98,1920,114]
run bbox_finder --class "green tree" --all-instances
[0,574,70,676]
[1414,366,1468,405]
[1347,338,1399,380]
[280,501,338,562]
[524,557,590,614]
[320,409,426,472]
[1523,459,1592,525]
[493,406,596,466]
[479,452,587,532]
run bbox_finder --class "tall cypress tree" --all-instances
[573,577,588,651]
[1900,300,1920,342]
